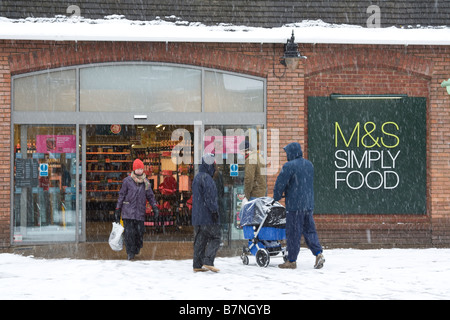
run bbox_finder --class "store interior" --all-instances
[13,123,251,244]
[86,124,196,241]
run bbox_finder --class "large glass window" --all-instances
[80,65,202,112]
[13,125,79,243]
[13,70,76,112]
[13,64,265,115]
[204,124,266,241]
[204,71,264,112]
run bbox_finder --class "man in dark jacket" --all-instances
[273,142,325,269]
[115,159,159,260]
[192,153,221,272]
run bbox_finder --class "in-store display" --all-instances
[85,125,194,236]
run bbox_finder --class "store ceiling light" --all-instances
[280,30,307,71]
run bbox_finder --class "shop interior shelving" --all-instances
[86,143,131,221]
[86,141,193,233]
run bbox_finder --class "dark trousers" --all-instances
[286,210,323,262]
[123,219,145,255]
[193,225,222,268]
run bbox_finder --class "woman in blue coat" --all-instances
[192,154,221,272]
[273,142,325,269]
[115,159,159,260]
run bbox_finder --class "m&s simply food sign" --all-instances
[333,120,400,191]
[308,97,426,214]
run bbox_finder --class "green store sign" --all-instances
[308,96,426,214]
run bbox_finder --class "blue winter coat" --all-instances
[273,142,314,212]
[192,155,219,225]
[116,175,157,221]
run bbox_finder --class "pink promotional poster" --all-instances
[204,135,245,154]
[36,135,76,154]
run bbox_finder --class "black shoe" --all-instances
[127,253,135,261]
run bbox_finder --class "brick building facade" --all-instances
[0,1,449,250]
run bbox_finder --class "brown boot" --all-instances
[203,265,220,272]
[278,261,297,269]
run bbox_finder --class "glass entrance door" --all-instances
[12,125,80,243]
[204,125,266,242]
[84,124,195,242]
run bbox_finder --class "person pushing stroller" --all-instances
[273,142,325,269]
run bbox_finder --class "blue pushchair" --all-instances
[240,197,287,267]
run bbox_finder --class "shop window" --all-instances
[80,65,202,112]
[13,125,79,243]
[204,71,264,112]
[13,64,265,114]
[204,125,265,241]
[11,63,266,244]
[13,70,76,112]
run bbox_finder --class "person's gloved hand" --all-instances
[212,212,219,223]
[152,205,160,218]
[114,208,121,223]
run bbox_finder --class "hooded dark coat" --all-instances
[273,142,314,212]
[192,154,219,225]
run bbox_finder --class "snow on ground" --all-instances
[1,248,449,300]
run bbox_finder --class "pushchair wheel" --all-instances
[241,254,249,265]
[255,248,270,268]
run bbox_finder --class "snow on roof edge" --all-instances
[1,16,449,46]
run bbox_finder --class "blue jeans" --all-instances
[285,210,322,262]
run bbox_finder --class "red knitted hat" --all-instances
[133,159,144,171]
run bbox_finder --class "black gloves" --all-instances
[212,212,219,223]
[114,209,121,223]
[152,205,160,218]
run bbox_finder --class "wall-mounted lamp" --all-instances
[279,30,307,71]
[441,79,450,95]
[330,94,408,100]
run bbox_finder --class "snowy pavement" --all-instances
[1,248,449,300]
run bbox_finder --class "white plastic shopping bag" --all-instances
[109,222,124,252]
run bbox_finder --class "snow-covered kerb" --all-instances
[1,15,449,45]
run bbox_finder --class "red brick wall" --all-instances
[1,41,449,248]
[0,45,11,247]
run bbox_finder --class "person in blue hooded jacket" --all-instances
[273,142,325,269]
[192,153,221,272]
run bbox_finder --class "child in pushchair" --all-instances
[240,197,288,267]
